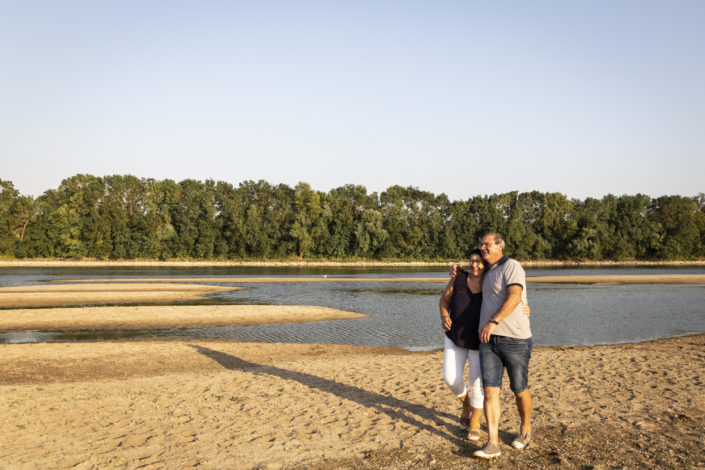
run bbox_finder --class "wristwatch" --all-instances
[489,319,499,325]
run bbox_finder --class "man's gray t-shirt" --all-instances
[479,256,532,339]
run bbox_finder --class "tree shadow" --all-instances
[189,344,473,447]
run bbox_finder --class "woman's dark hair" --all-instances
[469,248,482,258]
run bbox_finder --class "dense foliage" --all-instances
[1,175,704,260]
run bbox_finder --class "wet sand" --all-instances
[1,335,703,469]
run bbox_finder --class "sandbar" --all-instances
[528,273,705,284]
[0,283,240,308]
[0,305,366,330]
[56,273,705,285]
[59,277,448,283]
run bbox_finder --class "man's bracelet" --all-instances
[489,319,499,325]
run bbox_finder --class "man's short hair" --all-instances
[485,232,505,250]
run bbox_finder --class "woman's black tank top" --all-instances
[445,270,482,350]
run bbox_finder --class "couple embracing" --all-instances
[439,232,533,459]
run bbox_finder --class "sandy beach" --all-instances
[1,335,703,469]
[1,277,704,468]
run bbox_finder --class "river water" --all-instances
[1,266,704,349]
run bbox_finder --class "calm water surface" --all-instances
[1,266,704,348]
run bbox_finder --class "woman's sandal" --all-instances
[467,427,482,441]
[459,416,470,430]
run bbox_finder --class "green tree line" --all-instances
[1,174,704,260]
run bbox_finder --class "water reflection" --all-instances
[336,287,442,296]
[1,330,57,344]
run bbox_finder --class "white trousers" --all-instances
[443,335,484,409]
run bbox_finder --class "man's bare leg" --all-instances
[483,386,501,445]
[474,386,503,458]
[515,388,532,433]
[511,388,532,449]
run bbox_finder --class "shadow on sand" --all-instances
[189,344,478,449]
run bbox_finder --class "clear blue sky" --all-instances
[1,1,703,201]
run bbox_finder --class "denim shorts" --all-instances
[479,335,533,394]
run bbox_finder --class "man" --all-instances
[473,232,533,459]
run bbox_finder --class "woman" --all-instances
[439,248,486,441]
